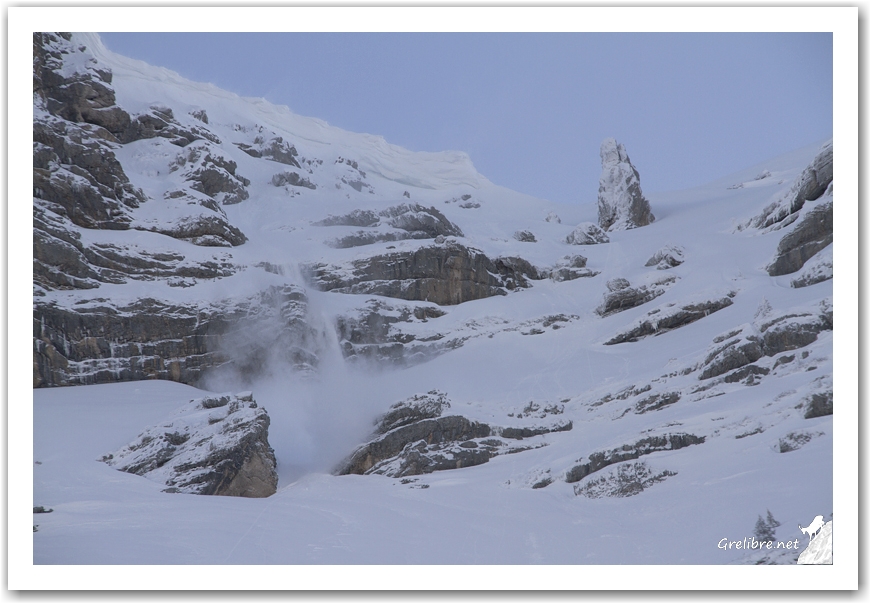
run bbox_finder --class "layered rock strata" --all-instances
[103,392,278,497]
[304,241,543,306]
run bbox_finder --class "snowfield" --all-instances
[19,30,857,590]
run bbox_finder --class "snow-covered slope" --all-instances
[32,33,836,568]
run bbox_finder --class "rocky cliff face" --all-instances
[597,138,655,231]
[304,241,544,306]
[34,284,322,388]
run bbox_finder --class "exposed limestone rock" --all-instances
[633,391,681,414]
[171,141,250,205]
[236,135,300,167]
[790,244,832,288]
[565,433,704,483]
[548,254,599,282]
[304,241,543,306]
[103,392,277,497]
[312,209,380,228]
[566,222,610,245]
[767,186,833,276]
[574,461,676,498]
[337,391,570,478]
[697,300,832,381]
[271,171,316,189]
[316,204,463,249]
[776,430,824,453]
[34,112,144,230]
[380,204,463,238]
[498,420,572,440]
[335,299,452,365]
[513,230,537,243]
[597,138,655,231]
[741,141,833,231]
[604,290,735,345]
[375,390,452,434]
[120,105,222,147]
[550,267,599,282]
[141,190,247,247]
[645,245,685,270]
[606,278,631,292]
[33,201,239,293]
[804,390,833,419]
[545,212,561,223]
[338,412,492,477]
[190,109,208,124]
[33,285,318,388]
[33,33,131,140]
[595,276,677,317]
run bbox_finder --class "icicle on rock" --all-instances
[597,138,655,231]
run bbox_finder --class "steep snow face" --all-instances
[597,138,655,231]
[31,33,836,568]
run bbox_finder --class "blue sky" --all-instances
[99,32,832,204]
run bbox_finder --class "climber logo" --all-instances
[796,514,833,565]
[716,510,832,564]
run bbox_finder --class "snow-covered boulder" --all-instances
[597,138,655,231]
[645,245,685,270]
[103,392,278,497]
[549,254,599,282]
[566,222,610,245]
[513,230,537,243]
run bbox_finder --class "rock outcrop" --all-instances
[597,138,655,231]
[573,461,676,498]
[236,134,301,167]
[171,141,251,205]
[742,141,833,231]
[697,299,832,381]
[767,184,833,276]
[335,299,454,365]
[790,244,833,288]
[33,284,321,388]
[565,433,704,483]
[336,392,493,477]
[603,290,735,345]
[304,241,543,306]
[336,391,571,478]
[566,222,610,245]
[315,204,463,249]
[103,392,278,497]
[595,275,677,317]
[548,254,599,282]
[645,245,685,270]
